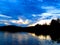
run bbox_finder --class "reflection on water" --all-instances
[30,33,51,40]
[0,32,40,45]
[0,32,60,45]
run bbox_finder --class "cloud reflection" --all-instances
[0,32,59,45]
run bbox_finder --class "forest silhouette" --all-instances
[0,19,60,42]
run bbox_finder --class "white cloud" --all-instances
[38,6,60,20]
[32,14,37,17]
[10,18,31,25]
[28,6,60,26]
[4,22,11,25]
[0,20,11,25]
[28,19,52,26]
[0,14,12,18]
[0,6,60,26]
[2,8,59,26]
[0,17,31,26]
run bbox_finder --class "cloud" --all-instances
[32,14,37,17]
[39,6,60,20]
[28,19,52,26]
[10,18,31,25]
[4,22,11,25]
[0,14,12,18]
[29,6,60,26]
[0,6,60,26]
[0,20,11,26]
[0,1,60,27]
[0,17,31,26]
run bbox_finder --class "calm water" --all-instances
[0,32,60,45]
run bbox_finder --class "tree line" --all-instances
[0,19,60,42]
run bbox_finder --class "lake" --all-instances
[0,32,60,45]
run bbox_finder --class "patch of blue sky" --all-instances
[0,0,45,16]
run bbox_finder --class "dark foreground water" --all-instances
[0,32,60,45]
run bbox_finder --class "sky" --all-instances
[0,0,60,26]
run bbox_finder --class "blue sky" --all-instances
[0,0,60,26]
